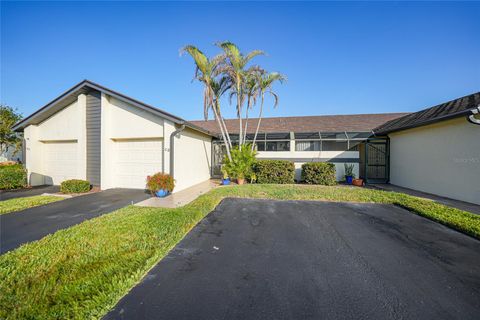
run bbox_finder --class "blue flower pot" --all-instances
[155,189,169,197]
[346,176,353,185]
[222,178,230,185]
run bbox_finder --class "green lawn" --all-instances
[0,195,63,215]
[0,184,479,319]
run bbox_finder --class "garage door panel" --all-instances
[43,142,79,185]
[114,139,163,189]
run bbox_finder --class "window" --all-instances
[295,141,320,151]
[266,141,290,151]
[322,141,348,151]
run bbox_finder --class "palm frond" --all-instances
[180,45,210,76]
[244,50,265,64]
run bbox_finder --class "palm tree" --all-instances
[251,72,286,151]
[242,70,260,144]
[216,41,264,149]
[180,45,233,160]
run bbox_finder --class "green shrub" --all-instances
[146,173,175,193]
[60,179,91,193]
[223,144,257,180]
[0,164,27,190]
[254,160,295,184]
[301,162,337,185]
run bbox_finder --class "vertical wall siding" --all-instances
[86,90,101,186]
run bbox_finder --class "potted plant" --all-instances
[146,172,175,197]
[344,163,355,185]
[352,178,364,187]
[221,166,230,185]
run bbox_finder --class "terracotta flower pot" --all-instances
[352,179,363,187]
[237,178,245,185]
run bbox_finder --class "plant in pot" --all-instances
[344,163,355,185]
[223,144,256,185]
[146,172,175,197]
[221,166,230,185]
[352,178,364,187]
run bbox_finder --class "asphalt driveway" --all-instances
[105,198,480,320]
[0,188,149,254]
[0,185,60,201]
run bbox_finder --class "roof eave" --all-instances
[374,109,474,135]
[12,80,213,137]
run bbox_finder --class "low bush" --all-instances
[0,164,27,190]
[301,162,337,185]
[60,179,91,193]
[254,160,295,184]
[222,144,257,180]
[146,173,175,194]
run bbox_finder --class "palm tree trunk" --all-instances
[237,82,243,149]
[243,101,250,144]
[212,102,232,161]
[252,94,264,151]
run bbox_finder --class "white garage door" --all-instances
[114,139,163,189]
[43,141,79,185]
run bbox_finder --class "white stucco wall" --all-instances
[389,117,480,205]
[257,150,360,181]
[23,96,87,185]
[23,90,212,191]
[173,127,212,193]
[37,100,81,141]
[100,94,165,190]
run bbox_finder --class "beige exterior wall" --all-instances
[100,93,165,190]
[23,91,212,192]
[23,96,87,185]
[389,117,480,205]
[173,127,212,193]
[257,150,360,181]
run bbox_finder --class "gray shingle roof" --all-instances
[191,113,409,135]
[374,92,480,135]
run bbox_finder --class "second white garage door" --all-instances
[43,141,79,185]
[113,139,163,189]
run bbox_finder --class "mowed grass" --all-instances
[1,184,479,319]
[0,195,63,215]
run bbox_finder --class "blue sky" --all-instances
[1,1,479,121]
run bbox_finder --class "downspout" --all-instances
[169,124,186,179]
[467,105,480,125]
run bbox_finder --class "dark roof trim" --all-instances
[13,80,212,136]
[373,91,480,135]
[375,108,476,135]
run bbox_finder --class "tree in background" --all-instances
[180,45,233,161]
[251,72,286,151]
[216,41,264,149]
[0,105,22,160]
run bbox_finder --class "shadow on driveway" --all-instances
[0,185,60,201]
[0,188,149,254]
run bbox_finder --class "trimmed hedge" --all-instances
[60,179,91,194]
[301,162,337,185]
[0,164,27,190]
[254,160,295,184]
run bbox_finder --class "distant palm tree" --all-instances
[252,72,286,151]
[242,70,260,144]
[216,41,264,148]
[180,45,233,160]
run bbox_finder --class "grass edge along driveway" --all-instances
[0,195,63,215]
[1,184,479,319]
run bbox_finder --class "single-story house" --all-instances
[191,113,407,181]
[13,80,213,193]
[373,92,480,205]
[14,80,479,205]
[0,145,23,163]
